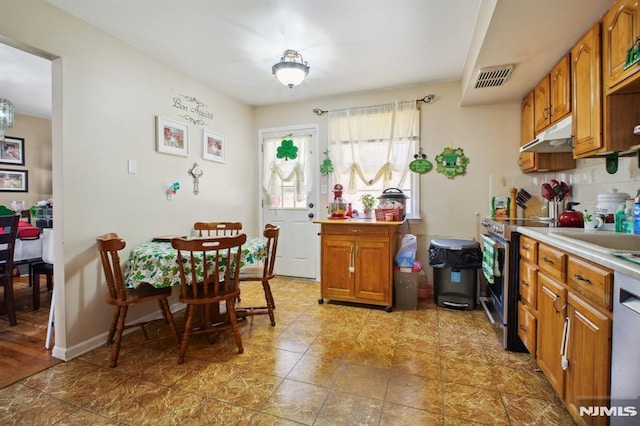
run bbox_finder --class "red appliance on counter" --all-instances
[558,201,584,228]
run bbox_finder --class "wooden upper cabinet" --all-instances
[550,55,571,122]
[603,0,640,93]
[533,55,572,136]
[572,23,603,158]
[520,87,575,173]
[520,91,536,171]
[533,76,551,134]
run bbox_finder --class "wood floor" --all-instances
[0,276,59,389]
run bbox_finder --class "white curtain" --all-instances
[262,131,313,202]
[328,100,419,193]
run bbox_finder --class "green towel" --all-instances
[481,235,501,284]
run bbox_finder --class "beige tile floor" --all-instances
[0,277,575,425]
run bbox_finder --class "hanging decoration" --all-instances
[188,162,204,195]
[276,136,298,160]
[409,147,433,174]
[320,149,334,176]
[435,146,470,179]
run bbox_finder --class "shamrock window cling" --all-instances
[320,149,334,176]
[276,137,298,160]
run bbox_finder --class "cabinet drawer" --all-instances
[518,302,537,356]
[567,256,613,311]
[519,261,538,308]
[322,224,390,237]
[519,236,538,262]
[538,243,566,282]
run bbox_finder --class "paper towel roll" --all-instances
[42,228,54,264]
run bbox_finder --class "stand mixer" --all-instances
[327,184,348,219]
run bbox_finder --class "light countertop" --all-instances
[516,226,640,281]
[314,218,405,226]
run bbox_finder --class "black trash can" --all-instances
[428,238,481,310]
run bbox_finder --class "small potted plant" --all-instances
[360,193,377,218]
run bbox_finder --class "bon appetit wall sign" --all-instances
[172,94,214,127]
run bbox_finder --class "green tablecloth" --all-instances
[124,237,267,288]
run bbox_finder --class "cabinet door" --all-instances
[519,260,537,308]
[518,302,537,356]
[565,292,612,426]
[550,54,571,123]
[536,273,567,397]
[354,239,390,303]
[603,0,640,91]
[572,23,603,158]
[321,238,354,299]
[520,91,536,171]
[534,75,551,134]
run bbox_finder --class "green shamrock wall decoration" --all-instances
[320,149,334,176]
[435,146,470,179]
[276,139,298,160]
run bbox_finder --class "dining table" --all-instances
[124,236,267,289]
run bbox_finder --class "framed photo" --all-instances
[156,116,189,157]
[0,169,28,192]
[0,137,25,166]
[203,130,225,163]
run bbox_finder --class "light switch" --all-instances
[321,184,327,194]
[128,159,137,174]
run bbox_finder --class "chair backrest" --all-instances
[0,214,20,276]
[172,233,247,300]
[96,233,128,303]
[261,224,280,279]
[193,221,243,237]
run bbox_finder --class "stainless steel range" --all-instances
[479,218,552,352]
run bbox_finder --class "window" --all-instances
[262,129,314,210]
[328,101,420,217]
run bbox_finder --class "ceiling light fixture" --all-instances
[0,98,15,141]
[272,49,310,88]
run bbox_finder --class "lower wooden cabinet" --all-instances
[564,292,612,426]
[536,273,567,397]
[517,302,537,356]
[317,221,400,311]
[521,236,613,426]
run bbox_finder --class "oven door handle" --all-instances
[479,297,496,325]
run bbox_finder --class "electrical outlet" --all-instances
[321,184,328,194]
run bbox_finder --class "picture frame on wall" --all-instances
[0,169,28,192]
[0,137,25,166]
[156,116,189,157]
[203,130,225,163]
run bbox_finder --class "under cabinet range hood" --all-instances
[520,116,573,153]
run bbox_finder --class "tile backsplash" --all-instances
[490,156,640,217]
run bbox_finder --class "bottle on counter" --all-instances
[615,204,626,232]
[633,190,640,235]
[625,198,635,234]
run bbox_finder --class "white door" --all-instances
[259,125,319,280]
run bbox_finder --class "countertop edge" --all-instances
[516,226,640,281]
[313,219,405,225]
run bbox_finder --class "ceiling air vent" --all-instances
[473,65,513,88]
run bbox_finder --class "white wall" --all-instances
[1,1,257,358]
[254,81,522,272]
[0,113,52,208]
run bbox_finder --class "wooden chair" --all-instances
[30,261,53,310]
[0,214,20,326]
[171,233,247,364]
[193,221,242,237]
[236,224,280,326]
[96,233,180,368]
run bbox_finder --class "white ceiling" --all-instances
[1,0,615,118]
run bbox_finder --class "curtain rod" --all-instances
[312,94,435,116]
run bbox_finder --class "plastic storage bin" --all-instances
[394,268,419,309]
[428,238,481,310]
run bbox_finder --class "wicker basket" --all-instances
[375,208,402,221]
